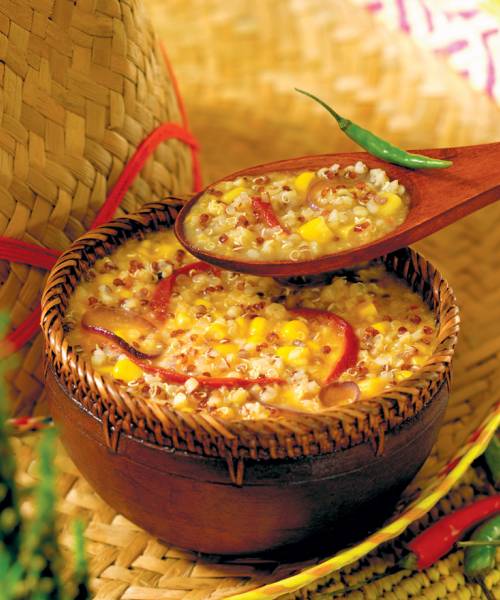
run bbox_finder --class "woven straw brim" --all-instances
[148,0,500,184]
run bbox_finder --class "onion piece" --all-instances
[306,179,336,210]
[81,306,162,360]
[319,381,360,408]
[258,400,310,415]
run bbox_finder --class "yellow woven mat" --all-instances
[12,0,500,598]
[12,435,499,600]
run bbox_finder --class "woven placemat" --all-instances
[11,1,500,598]
[12,435,498,600]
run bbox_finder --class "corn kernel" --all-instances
[207,322,227,340]
[307,341,321,353]
[112,358,143,383]
[221,186,246,204]
[298,217,334,243]
[231,389,250,406]
[113,327,145,343]
[214,343,239,357]
[358,377,387,399]
[372,321,389,333]
[113,328,125,339]
[358,302,378,320]
[282,389,297,404]
[100,273,116,286]
[377,192,402,217]
[194,298,210,307]
[175,311,193,328]
[281,319,309,342]
[248,317,268,343]
[155,243,178,261]
[235,316,248,336]
[337,224,354,239]
[395,370,413,382]
[172,392,188,408]
[293,171,315,194]
[276,345,310,367]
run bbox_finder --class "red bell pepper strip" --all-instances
[289,307,359,382]
[251,197,288,232]
[133,360,284,388]
[150,261,220,320]
[400,494,500,570]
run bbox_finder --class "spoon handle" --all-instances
[407,141,500,227]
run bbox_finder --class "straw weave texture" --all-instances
[145,0,500,183]
[11,0,500,598]
[13,436,499,599]
[0,0,194,416]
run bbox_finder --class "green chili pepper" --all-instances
[484,433,500,487]
[295,88,453,169]
[463,514,500,600]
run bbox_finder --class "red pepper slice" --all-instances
[133,360,284,388]
[143,260,283,389]
[401,494,500,570]
[289,307,359,382]
[150,261,220,320]
[251,197,288,232]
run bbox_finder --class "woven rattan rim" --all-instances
[41,199,460,461]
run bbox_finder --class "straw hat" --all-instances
[0,0,199,415]
[147,0,500,182]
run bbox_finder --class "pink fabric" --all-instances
[361,0,499,102]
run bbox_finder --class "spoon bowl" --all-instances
[175,142,500,276]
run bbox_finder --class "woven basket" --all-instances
[0,0,199,416]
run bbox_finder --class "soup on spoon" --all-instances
[180,161,410,264]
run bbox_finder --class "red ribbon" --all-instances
[2,46,202,352]
[160,42,202,193]
[0,239,60,270]
[91,124,199,228]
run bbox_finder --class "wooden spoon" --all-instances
[175,142,500,277]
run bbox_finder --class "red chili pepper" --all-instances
[400,494,500,571]
[289,307,359,382]
[134,360,284,388]
[150,261,220,320]
[251,197,287,232]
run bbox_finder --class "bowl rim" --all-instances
[41,197,460,463]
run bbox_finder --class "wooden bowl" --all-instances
[41,199,459,556]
